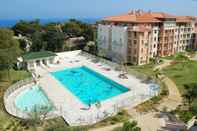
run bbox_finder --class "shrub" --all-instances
[174,108,194,123]
[122,121,141,131]
[190,102,197,115]
[150,96,161,104]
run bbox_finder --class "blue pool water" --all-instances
[51,66,129,105]
[15,85,52,112]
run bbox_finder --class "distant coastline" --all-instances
[0,18,99,27]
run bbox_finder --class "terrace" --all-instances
[4,50,160,126]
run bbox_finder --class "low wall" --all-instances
[3,78,58,120]
[4,78,34,119]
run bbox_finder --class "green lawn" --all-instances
[128,58,197,95]
[127,62,156,79]
[163,60,197,94]
[160,52,184,60]
[0,69,31,130]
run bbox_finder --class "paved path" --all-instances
[190,52,197,61]
[155,59,182,111]
[90,123,123,131]
[157,76,182,111]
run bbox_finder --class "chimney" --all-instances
[128,10,134,15]
[136,9,143,16]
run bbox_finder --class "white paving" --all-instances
[4,50,159,126]
[33,51,159,126]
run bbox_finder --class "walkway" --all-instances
[157,76,182,111]
[190,52,197,61]
[155,59,182,111]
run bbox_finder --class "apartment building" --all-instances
[97,10,196,65]
[191,24,197,50]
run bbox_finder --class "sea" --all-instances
[0,18,99,28]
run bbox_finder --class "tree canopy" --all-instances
[0,28,22,80]
[11,19,95,52]
[12,19,42,37]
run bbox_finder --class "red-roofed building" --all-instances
[97,10,196,65]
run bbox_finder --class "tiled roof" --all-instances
[150,12,176,18]
[176,16,196,22]
[103,12,161,23]
[103,10,194,23]
[22,51,57,61]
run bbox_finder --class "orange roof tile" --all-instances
[103,12,161,23]
[103,10,194,23]
[103,13,137,22]
[150,12,176,19]
[176,16,196,22]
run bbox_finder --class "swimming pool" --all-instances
[51,66,129,105]
[15,85,53,112]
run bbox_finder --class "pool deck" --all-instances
[34,51,159,125]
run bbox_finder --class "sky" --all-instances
[0,0,197,20]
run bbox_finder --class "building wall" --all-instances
[137,31,150,65]
[177,22,195,52]
[127,29,150,65]
[191,33,197,50]
[150,26,159,57]
[97,24,112,56]
[97,20,196,65]
[97,24,128,62]
[111,26,128,62]
[158,20,176,56]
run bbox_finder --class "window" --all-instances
[141,40,144,45]
[134,49,137,54]
[141,48,143,53]
[134,32,137,37]
[154,37,157,41]
[133,57,136,61]
[134,40,137,45]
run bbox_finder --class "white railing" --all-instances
[4,78,34,100]
[55,90,157,126]
[3,78,34,119]
[80,51,148,80]
[4,78,59,120]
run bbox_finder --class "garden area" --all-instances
[163,60,197,122]
[163,60,197,94]
[129,52,197,123]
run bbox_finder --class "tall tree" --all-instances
[44,29,65,52]
[31,31,45,51]
[0,29,22,81]
[184,83,197,106]
[12,19,42,36]
[62,19,95,41]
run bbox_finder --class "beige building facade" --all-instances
[97,10,196,65]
